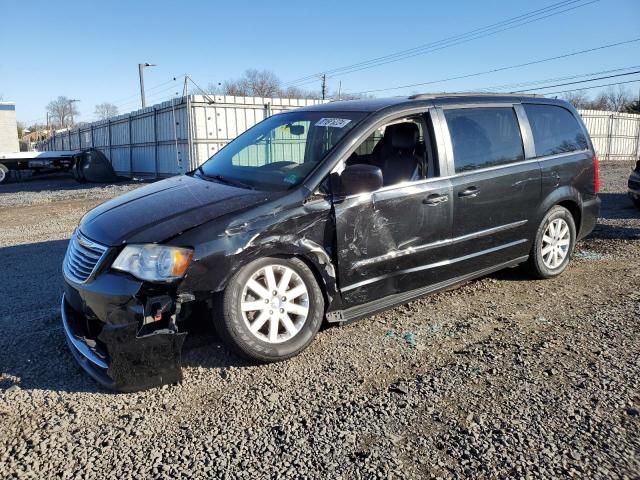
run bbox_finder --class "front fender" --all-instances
[175,200,339,309]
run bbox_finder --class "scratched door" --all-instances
[333,178,453,307]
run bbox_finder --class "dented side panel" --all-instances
[173,193,341,308]
[333,179,453,305]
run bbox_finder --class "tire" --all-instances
[0,163,8,184]
[526,205,576,279]
[215,256,325,362]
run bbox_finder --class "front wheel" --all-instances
[527,206,576,279]
[215,257,325,362]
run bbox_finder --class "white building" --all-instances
[0,102,19,152]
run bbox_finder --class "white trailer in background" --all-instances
[0,102,19,153]
[39,95,325,179]
[0,150,77,183]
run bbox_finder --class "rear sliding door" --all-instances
[437,104,540,276]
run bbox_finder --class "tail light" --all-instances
[593,155,600,193]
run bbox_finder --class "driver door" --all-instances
[332,112,454,307]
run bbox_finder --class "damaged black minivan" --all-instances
[62,94,600,391]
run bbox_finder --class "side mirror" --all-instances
[340,164,383,196]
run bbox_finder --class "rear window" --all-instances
[444,107,524,173]
[524,104,588,157]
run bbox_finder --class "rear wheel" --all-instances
[0,163,8,184]
[527,206,576,279]
[215,257,324,362]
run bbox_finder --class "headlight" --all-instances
[112,244,193,282]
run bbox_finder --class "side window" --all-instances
[355,126,385,156]
[346,115,436,186]
[444,107,524,173]
[523,104,588,157]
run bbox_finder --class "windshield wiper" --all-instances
[196,167,254,190]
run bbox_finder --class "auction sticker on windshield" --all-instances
[315,118,352,128]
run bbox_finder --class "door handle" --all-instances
[423,193,449,205]
[458,186,479,198]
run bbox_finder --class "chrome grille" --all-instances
[63,231,108,283]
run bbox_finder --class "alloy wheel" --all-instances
[541,218,571,269]
[240,264,310,344]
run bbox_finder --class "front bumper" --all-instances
[61,272,187,392]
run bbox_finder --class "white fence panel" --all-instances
[578,109,640,161]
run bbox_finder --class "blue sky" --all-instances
[1,0,638,125]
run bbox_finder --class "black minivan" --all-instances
[61,94,600,391]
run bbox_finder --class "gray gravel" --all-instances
[1,164,639,479]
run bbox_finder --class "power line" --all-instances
[284,0,598,87]
[344,37,640,96]
[512,70,640,92]
[476,65,640,92]
[284,0,587,86]
[113,81,184,112]
[109,77,180,105]
[545,79,640,95]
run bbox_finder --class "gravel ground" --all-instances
[0,165,638,479]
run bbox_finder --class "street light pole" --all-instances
[139,62,156,108]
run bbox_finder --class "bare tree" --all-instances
[221,69,281,97]
[243,69,281,97]
[221,79,249,96]
[46,96,80,127]
[94,102,119,120]
[561,91,591,109]
[220,70,321,99]
[601,85,632,112]
[205,82,223,95]
[624,99,640,114]
[585,92,609,111]
[280,85,319,99]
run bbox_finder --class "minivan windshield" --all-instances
[195,111,365,191]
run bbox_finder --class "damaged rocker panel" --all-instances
[352,219,528,269]
[342,239,528,293]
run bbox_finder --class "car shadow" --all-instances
[597,192,639,220]
[0,239,249,394]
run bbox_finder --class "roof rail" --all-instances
[407,91,546,100]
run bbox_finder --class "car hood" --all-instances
[79,175,277,245]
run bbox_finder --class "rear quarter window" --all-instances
[523,104,589,157]
[444,107,524,173]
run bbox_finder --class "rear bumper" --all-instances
[62,273,187,392]
[578,195,600,240]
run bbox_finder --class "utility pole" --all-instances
[321,74,326,101]
[139,62,156,108]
